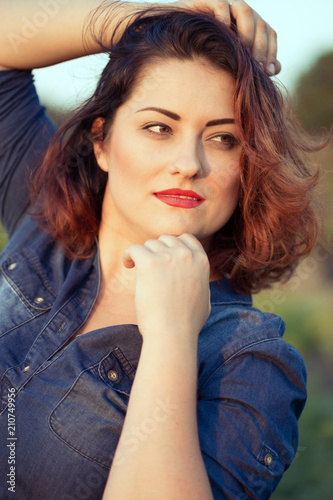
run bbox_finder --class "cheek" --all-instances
[207,159,241,203]
[108,134,138,180]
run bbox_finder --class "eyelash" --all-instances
[209,134,238,150]
[143,123,172,136]
[142,123,237,150]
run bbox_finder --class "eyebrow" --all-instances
[136,107,235,127]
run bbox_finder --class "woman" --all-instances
[0,1,319,499]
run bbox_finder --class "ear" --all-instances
[92,117,109,173]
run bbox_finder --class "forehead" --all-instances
[121,57,236,121]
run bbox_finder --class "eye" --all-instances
[208,134,238,150]
[143,123,172,136]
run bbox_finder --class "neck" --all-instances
[97,221,137,297]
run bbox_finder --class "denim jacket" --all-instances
[0,70,307,500]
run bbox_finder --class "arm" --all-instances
[103,233,213,499]
[0,70,56,236]
[0,0,147,70]
[104,334,213,499]
[0,0,281,74]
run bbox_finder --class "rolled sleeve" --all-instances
[197,334,307,499]
[0,70,57,237]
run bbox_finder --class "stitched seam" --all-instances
[0,310,46,338]
[0,269,37,314]
[112,346,136,379]
[21,248,57,297]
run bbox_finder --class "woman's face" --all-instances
[94,58,241,249]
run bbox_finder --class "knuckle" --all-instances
[255,38,267,55]
[147,258,159,271]
[256,17,268,34]
[270,28,277,41]
[240,4,254,17]
[216,2,230,14]
[182,232,195,240]
[158,234,175,243]
[195,249,209,265]
[176,247,193,259]
[151,252,171,265]
[144,239,155,245]
[162,252,173,263]
[213,2,231,18]
[200,253,210,269]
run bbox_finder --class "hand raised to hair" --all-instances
[123,233,211,343]
[172,0,281,76]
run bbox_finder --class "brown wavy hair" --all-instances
[30,8,323,294]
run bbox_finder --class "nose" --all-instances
[167,137,204,178]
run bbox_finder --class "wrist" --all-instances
[135,332,199,406]
[140,331,199,365]
[92,1,159,47]
[140,322,200,349]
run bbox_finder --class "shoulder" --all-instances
[199,279,305,389]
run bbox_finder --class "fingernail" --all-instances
[267,63,275,75]
[259,62,264,69]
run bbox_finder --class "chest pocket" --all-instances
[0,249,55,336]
[49,346,136,469]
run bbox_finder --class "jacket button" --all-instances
[264,453,273,466]
[8,262,17,271]
[34,297,45,304]
[107,370,119,382]
[22,365,31,373]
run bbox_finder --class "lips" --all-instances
[153,188,205,209]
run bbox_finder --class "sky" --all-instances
[33,0,333,109]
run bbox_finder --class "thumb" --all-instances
[122,249,136,269]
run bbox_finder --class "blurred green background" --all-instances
[1,50,332,499]
[256,51,333,500]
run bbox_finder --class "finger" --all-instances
[177,234,210,274]
[251,16,269,67]
[266,25,277,68]
[178,0,231,26]
[274,59,282,75]
[252,21,280,76]
[157,234,189,247]
[143,238,173,251]
[210,0,231,26]
[176,233,206,252]
[122,243,149,269]
[265,27,279,75]
[229,0,255,47]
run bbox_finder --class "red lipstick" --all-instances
[153,189,205,209]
